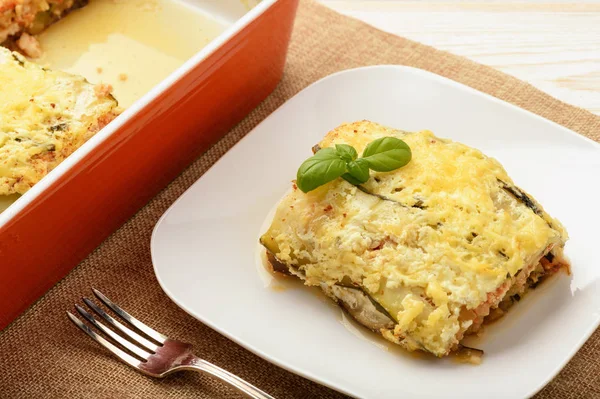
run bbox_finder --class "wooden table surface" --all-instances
[321,1,600,115]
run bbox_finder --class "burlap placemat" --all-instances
[2,1,600,398]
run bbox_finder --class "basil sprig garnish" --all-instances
[362,137,412,172]
[296,137,411,193]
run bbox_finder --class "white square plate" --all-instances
[151,66,600,398]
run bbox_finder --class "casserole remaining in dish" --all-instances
[0,47,119,195]
[0,0,86,56]
[0,0,298,331]
[0,0,223,200]
[261,120,570,357]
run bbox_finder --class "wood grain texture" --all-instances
[322,1,600,115]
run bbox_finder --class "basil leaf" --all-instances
[296,148,347,193]
[335,144,358,162]
[342,174,362,185]
[362,137,411,172]
[343,158,370,185]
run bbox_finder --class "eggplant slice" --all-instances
[264,248,396,331]
[326,284,396,331]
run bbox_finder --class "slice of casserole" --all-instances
[0,47,119,195]
[0,0,87,56]
[260,120,569,357]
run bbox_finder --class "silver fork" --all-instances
[67,289,274,399]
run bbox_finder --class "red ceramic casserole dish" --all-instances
[0,0,299,330]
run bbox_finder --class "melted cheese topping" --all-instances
[0,47,118,195]
[262,121,568,356]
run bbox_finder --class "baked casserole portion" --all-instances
[260,120,569,357]
[0,0,86,41]
[0,47,118,195]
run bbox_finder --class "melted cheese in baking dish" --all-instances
[0,47,118,196]
[261,121,568,356]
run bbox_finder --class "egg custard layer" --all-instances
[261,120,569,357]
[0,47,118,196]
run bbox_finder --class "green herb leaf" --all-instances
[343,158,370,185]
[362,137,412,172]
[341,174,362,185]
[335,144,358,162]
[296,136,412,193]
[296,148,347,193]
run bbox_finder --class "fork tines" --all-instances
[67,289,167,367]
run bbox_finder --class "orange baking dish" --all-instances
[0,0,299,330]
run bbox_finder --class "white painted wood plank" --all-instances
[320,1,600,114]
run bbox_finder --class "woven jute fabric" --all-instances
[2,1,600,398]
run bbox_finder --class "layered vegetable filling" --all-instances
[0,0,88,57]
[265,245,568,357]
[460,247,568,337]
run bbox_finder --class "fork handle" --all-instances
[181,357,276,399]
